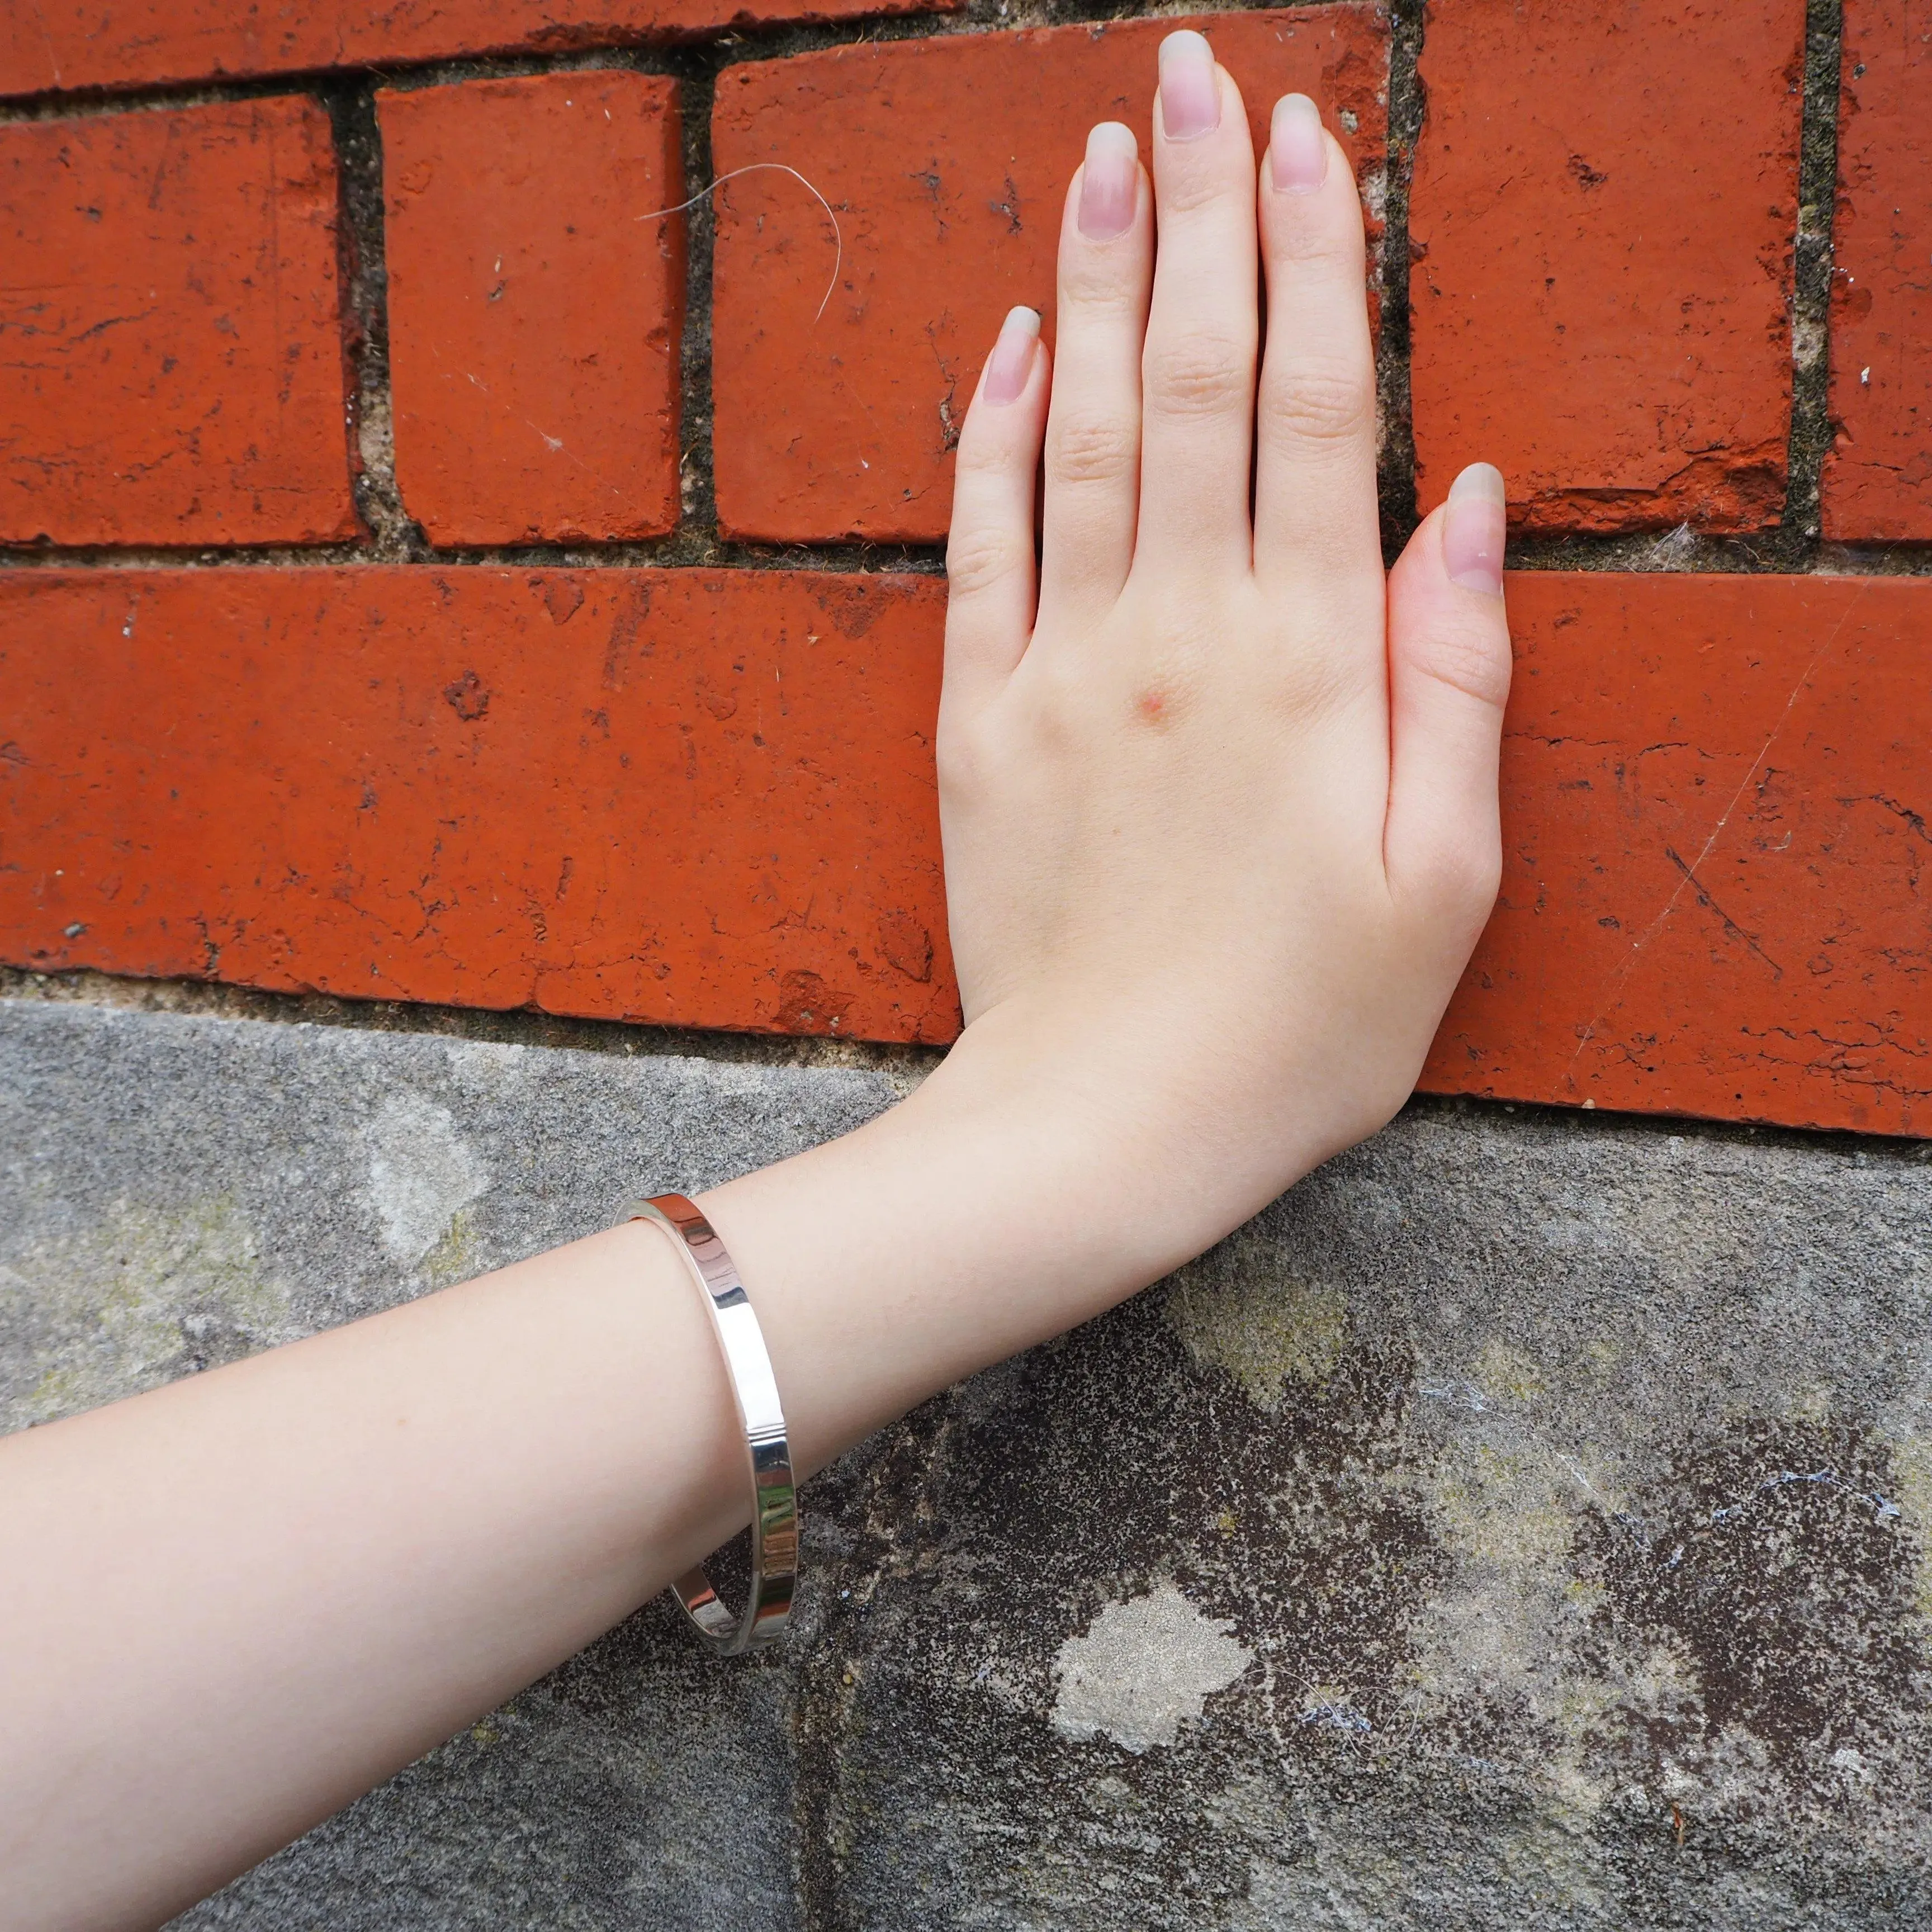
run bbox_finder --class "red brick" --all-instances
[1410,0,1806,534]
[1426,572,1931,1136]
[0,0,952,101]
[0,567,955,1042]
[711,10,1389,543]
[0,98,355,547]
[4,566,1923,1129]
[1822,0,1932,541]
[381,72,685,546]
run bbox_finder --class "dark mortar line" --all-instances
[676,58,723,547]
[788,1637,857,1932]
[790,1400,959,1932]
[324,79,427,560]
[1376,0,1424,562]
[1402,1088,1932,1167]
[1781,0,1845,550]
[0,967,939,1075]
[19,526,1932,575]
[327,43,708,98]
[788,1464,884,1932]
[0,537,950,573]
[1807,538,1932,573]
[0,71,361,124]
[0,11,946,122]
[1505,527,1932,576]
[7,966,1925,1162]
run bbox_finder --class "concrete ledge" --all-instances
[4,999,1930,1928]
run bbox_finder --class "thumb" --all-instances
[1383,463,1513,941]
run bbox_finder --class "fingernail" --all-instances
[1270,93,1328,193]
[1158,30,1220,142]
[1443,463,1507,594]
[983,306,1041,406]
[1078,121,1139,241]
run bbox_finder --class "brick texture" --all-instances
[1427,573,1931,1136]
[1410,0,1806,533]
[711,10,1389,543]
[1822,0,1932,541]
[5,568,1926,1133]
[381,72,685,546]
[0,569,955,1042]
[0,97,355,548]
[0,0,951,101]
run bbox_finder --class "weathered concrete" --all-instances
[4,996,1931,1928]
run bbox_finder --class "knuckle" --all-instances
[1413,621,1512,711]
[952,421,1016,480]
[937,708,1025,811]
[1259,359,1374,448]
[934,715,984,800]
[1160,167,1243,219]
[1268,217,1364,274]
[945,528,1027,600]
[1142,334,1253,419]
[1423,835,1505,927]
[1058,257,1143,316]
[1047,414,1139,490]
[1024,655,1091,754]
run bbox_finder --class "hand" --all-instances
[935,32,1512,1261]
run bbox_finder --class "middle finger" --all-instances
[1133,31,1259,580]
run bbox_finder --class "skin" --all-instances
[0,36,1510,1932]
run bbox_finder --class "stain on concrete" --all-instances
[1050,1585,1254,1754]
[1882,1425,1932,1620]
[803,1279,1448,1930]
[1164,1234,1348,1410]
[1579,1417,1926,1761]
[362,1091,486,1266]
[0,1195,294,1430]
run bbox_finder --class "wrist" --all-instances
[930,985,1342,1261]
[691,1023,1159,1473]
[696,993,1327,1478]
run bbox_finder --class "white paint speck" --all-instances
[363,1093,486,1263]
[1050,1586,1252,1753]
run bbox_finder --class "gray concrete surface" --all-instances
[4,995,1931,1928]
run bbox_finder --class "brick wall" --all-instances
[1,0,1926,1137]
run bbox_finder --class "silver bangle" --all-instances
[618,1193,797,1656]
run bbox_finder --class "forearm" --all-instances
[0,1206,733,1929]
[0,1023,1220,1932]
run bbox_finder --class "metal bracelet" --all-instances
[618,1192,797,1656]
